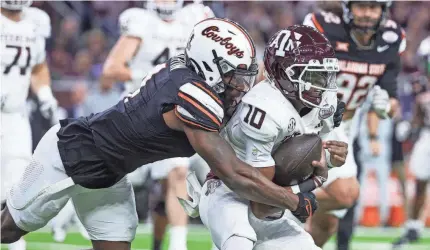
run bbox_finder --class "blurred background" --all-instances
[21,0,430,249]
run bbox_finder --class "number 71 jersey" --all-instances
[303,11,406,112]
[1,14,46,113]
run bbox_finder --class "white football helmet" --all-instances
[1,0,32,10]
[185,18,258,94]
[147,0,184,20]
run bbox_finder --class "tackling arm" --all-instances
[184,126,299,210]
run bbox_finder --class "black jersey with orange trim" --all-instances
[303,11,405,111]
[57,55,223,189]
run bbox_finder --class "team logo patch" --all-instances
[319,105,335,120]
[335,41,349,52]
[287,118,296,133]
[205,179,222,196]
[382,31,399,44]
[202,26,244,58]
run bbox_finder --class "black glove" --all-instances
[291,192,318,223]
[333,99,345,128]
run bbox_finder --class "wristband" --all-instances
[36,85,56,103]
[290,177,320,194]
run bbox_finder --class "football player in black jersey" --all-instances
[1,18,320,250]
[303,0,405,249]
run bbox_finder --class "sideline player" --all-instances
[392,36,430,249]
[303,0,404,248]
[1,1,58,250]
[182,25,348,250]
[102,2,214,249]
[1,18,314,250]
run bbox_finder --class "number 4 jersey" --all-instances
[1,13,47,113]
[303,11,406,113]
[119,3,214,93]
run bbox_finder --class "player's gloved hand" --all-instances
[371,86,390,119]
[292,192,318,223]
[333,99,346,128]
[323,140,348,167]
[37,86,59,125]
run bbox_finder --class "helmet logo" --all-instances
[269,30,302,57]
[202,26,244,58]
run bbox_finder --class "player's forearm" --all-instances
[367,110,379,138]
[101,63,132,82]
[30,61,51,92]
[223,161,299,210]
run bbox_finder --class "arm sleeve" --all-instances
[175,81,224,132]
[376,59,400,99]
[34,37,46,65]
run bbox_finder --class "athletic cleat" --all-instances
[392,228,420,249]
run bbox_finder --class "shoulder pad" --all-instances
[240,81,296,141]
[176,81,224,132]
[23,7,51,38]
[303,11,343,36]
[380,19,406,54]
[119,8,152,38]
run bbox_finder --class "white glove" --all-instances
[396,120,412,142]
[37,85,59,125]
[177,172,202,218]
[371,85,390,119]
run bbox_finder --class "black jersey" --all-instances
[304,11,406,111]
[57,55,224,189]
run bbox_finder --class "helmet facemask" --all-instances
[284,58,339,108]
[212,50,258,116]
[147,0,183,20]
[343,1,391,35]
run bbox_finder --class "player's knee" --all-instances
[331,178,359,208]
[1,208,26,243]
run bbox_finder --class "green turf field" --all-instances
[2,225,430,250]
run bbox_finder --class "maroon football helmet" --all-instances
[264,25,339,108]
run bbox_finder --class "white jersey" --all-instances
[1,14,47,113]
[220,80,337,168]
[119,3,214,92]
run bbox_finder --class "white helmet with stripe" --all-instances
[185,18,258,95]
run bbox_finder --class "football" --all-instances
[272,134,322,186]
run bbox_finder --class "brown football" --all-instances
[272,134,322,186]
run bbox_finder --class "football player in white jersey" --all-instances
[392,36,430,249]
[303,1,404,247]
[1,1,57,249]
[181,25,348,250]
[101,1,214,250]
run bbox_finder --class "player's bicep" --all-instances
[104,35,141,69]
[175,82,224,132]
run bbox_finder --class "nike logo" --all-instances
[377,45,389,52]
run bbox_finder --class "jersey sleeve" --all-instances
[243,133,275,168]
[119,8,148,39]
[175,81,224,132]
[376,56,400,98]
[25,7,51,38]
